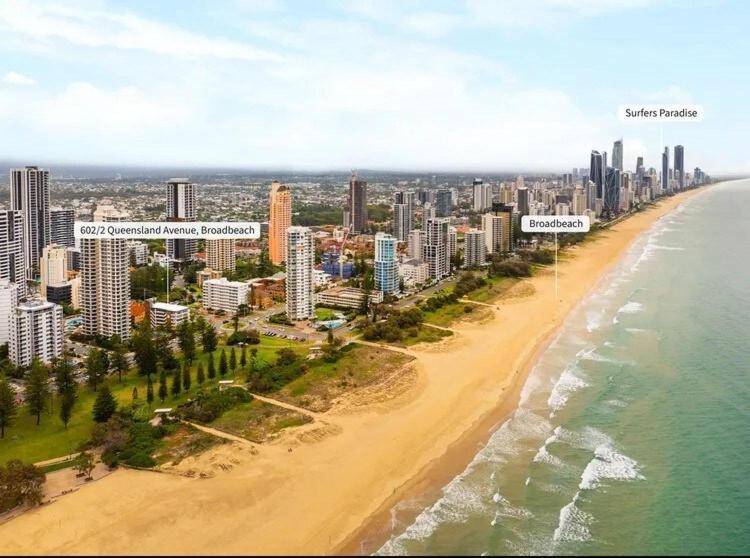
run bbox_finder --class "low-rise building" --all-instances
[203,278,249,313]
[197,268,223,287]
[315,286,383,310]
[150,301,190,329]
[248,273,286,309]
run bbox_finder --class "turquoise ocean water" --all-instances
[375,180,750,556]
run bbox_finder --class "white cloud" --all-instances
[0,0,282,62]
[2,70,35,85]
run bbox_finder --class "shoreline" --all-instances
[0,187,710,556]
[337,186,711,555]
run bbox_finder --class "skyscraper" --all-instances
[40,245,67,298]
[0,210,26,299]
[50,208,75,247]
[10,166,50,279]
[407,229,425,261]
[269,180,292,265]
[0,280,18,345]
[589,151,604,200]
[166,178,197,263]
[348,174,368,234]
[472,179,491,212]
[435,189,452,217]
[206,239,236,273]
[517,187,530,216]
[490,203,514,253]
[674,145,685,190]
[463,229,486,267]
[612,139,624,171]
[604,167,621,216]
[285,226,314,321]
[393,190,414,241]
[374,233,399,295]
[9,299,64,366]
[662,146,670,194]
[393,204,412,242]
[81,205,131,341]
[422,218,450,280]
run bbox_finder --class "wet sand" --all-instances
[0,188,707,556]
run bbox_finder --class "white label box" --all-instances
[521,215,590,233]
[75,221,261,240]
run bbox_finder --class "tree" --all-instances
[146,375,154,407]
[131,322,158,377]
[240,345,247,368]
[0,375,17,438]
[171,366,182,396]
[182,363,191,392]
[229,347,237,371]
[111,347,129,383]
[207,353,216,379]
[0,460,46,512]
[132,386,138,402]
[219,350,228,377]
[75,451,96,480]
[201,322,218,354]
[85,349,106,391]
[158,370,168,403]
[60,390,75,430]
[53,358,75,395]
[177,320,196,362]
[196,363,205,385]
[26,358,50,426]
[232,312,240,334]
[276,348,298,367]
[93,385,117,423]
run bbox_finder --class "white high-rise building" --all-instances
[0,210,26,299]
[572,186,587,216]
[9,299,63,366]
[374,232,399,295]
[482,213,504,255]
[0,280,19,345]
[127,241,149,266]
[407,229,425,261]
[166,178,197,263]
[10,167,50,279]
[472,179,491,212]
[150,301,189,329]
[206,239,236,272]
[286,227,315,321]
[464,229,486,267]
[423,218,450,280]
[81,205,131,341]
[448,226,458,259]
[40,244,67,298]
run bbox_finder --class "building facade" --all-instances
[81,205,131,341]
[203,278,249,314]
[9,299,63,366]
[50,208,75,247]
[285,226,315,320]
[348,175,368,234]
[166,178,197,263]
[10,167,50,279]
[374,232,399,295]
[0,210,26,299]
[269,180,292,265]
[206,239,236,272]
[463,229,486,267]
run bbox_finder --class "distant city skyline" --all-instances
[1,1,749,173]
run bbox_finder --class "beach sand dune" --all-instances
[0,189,706,556]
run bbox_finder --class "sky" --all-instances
[1,0,748,174]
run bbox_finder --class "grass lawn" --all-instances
[465,276,519,303]
[277,344,414,412]
[314,307,339,321]
[422,302,474,327]
[210,400,312,443]
[401,325,453,346]
[0,336,310,466]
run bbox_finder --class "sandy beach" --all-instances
[0,188,707,556]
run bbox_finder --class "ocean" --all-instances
[375,180,750,556]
